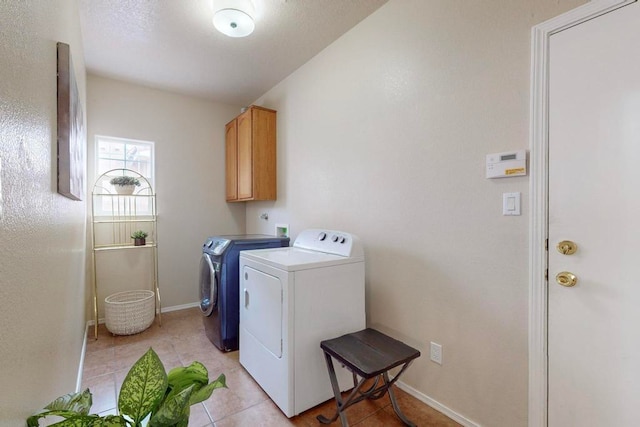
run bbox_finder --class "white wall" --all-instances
[86,75,245,317]
[0,1,87,423]
[246,0,585,425]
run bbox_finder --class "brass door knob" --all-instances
[556,240,578,255]
[556,272,577,287]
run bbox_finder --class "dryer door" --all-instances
[241,265,283,358]
[199,253,219,316]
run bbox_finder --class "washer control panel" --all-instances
[317,231,348,244]
[294,229,363,258]
[203,238,230,256]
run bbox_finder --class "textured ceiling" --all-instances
[79,0,388,106]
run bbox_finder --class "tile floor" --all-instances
[83,308,461,426]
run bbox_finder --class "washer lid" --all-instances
[240,247,363,271]
[203,234,289,255]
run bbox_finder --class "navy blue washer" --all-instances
[199,234,289,351]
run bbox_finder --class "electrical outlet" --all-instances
[430,342,443,365]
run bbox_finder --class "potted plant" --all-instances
[131,230,149,246]
[28,347,226,426]
[110,176,141,195]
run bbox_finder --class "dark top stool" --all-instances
[318,328,421,427]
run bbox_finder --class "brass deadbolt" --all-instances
[556,240,578,255]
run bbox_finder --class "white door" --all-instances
[548,3,640,425]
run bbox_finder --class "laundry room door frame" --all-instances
[527,0,636,426]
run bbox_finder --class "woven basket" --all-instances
[105,290,155,335]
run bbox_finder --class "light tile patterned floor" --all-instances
[83,308,461,426]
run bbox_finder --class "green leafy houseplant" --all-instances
[27,348,226,427]
[131,230,149,239]
[110,176,141,187]
[131,230,148,246]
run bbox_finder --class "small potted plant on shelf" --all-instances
[131,230,148,246]
[110,176,141,195]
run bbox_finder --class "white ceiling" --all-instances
[79,0,388,106]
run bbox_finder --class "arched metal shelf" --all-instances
[90,168,161,339]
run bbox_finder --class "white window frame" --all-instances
[95,135,155,186]
[94,135,156,216]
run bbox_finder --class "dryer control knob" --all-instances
[339,237,346,244]
[318,232,327,241]
[331,235,339,242]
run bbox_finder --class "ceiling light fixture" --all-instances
[212,0,255,38]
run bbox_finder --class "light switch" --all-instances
[503,192,521,216]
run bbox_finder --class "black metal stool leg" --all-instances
[317,351,350,426]
[384,371,416,427]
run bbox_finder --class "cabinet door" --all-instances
[251,108,277,201]
[225,120,238,201]
[237,110,253,200]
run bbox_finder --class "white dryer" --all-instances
[239,229,365,417]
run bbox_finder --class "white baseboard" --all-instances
[396,380,481,427]
[161,301,200,313]
[86,301,201,327]
[76,322,90,392]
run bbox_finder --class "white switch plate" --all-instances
[430,342,443,365]
[503,192,521,216]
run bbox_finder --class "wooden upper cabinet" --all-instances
[225,120,238,200]
[225,106,277,202]
[236,110,253,199]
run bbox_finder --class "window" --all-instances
[96,135,154,185]
[94,135,155,216]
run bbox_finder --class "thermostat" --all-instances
[486,150,527,179]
